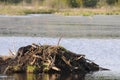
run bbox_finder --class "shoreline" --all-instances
[0,6,120,16]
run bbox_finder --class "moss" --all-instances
[13,66,21,72]
[42,62,50,72]
[27,65,39,73]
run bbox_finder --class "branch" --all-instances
[9,49,15,56]
[61,56,72,67]
[57,36,62,46]
[30,58,37,65]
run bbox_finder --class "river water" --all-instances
[0,14,120,38]
[0,14,120,80]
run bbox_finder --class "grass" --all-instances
[56,8,120,16]
[0,5,57,15]
[0,5,120,16]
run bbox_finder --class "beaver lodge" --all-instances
[0,43,109,74]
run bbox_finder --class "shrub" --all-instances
[106,0,118,5]
[69,0,82,8]
[83,0,98,7]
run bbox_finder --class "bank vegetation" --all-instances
[0,0,120,16]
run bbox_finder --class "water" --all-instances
[0,37,120,80]
[0,14,120,38]
[0,14,120,80]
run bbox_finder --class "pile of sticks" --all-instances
[0,43,108,74]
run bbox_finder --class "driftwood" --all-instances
[0,43,109,74]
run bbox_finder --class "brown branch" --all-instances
[30,58,37,65]
[75,56,84,60]
[61,56,72,67]
[3,66,10,74]
[32,54,44,60]
[51,66,60,71]
[49,56,56,68]
[57,36,62,46]
[9,49,15,56]
[49,56,61,71]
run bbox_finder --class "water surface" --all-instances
[0,14,120,80]
[0,37,120,80]
[0,14,120,38]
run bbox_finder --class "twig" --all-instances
[33,54,43,60]
[86,59,94,63]
[3,66,10,74]
[57,36,62,46]
[9,49,15,56]
[39,43,42,46]
[30,58,37,65]
[75,56,83,60]
[49,56,61,71]
[61,56,72,67]
[51,66,60,71]
[13,41,17,55]
[49,56,56,68]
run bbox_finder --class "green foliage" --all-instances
[69,0,82,8]
[106,0,118,5]
[0,0,120,8]
[43,0,69,8]
[0,0,22,4]
[25,0,32,3]
[83,0,98,7]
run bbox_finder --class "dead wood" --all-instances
[0,43,109,74]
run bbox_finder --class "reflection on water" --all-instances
[1,71,120,80]
[0,37,120,80]
[0,14,120,80]
[1,73,85,80]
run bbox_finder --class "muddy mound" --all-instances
[0,43,108,74]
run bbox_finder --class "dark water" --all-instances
[0,73,86,80]
[0,71,120,80]
[0,14,120,80]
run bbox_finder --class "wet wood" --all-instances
[0,43,109,74]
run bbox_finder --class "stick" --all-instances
[75,56,83,60]
[9,49,15,56]
[33,54,44,60]
[49,56,61,71]
[39,43,42,46]
[30,58,37,65]
[61,56,72,67]
[49,56,56,68]
[3,66,10,74]
[57,36,62,46]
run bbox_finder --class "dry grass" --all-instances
[0,56,14,60]
[0,5,120,16]
[56,7,120,16]
[0,5,57,15]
